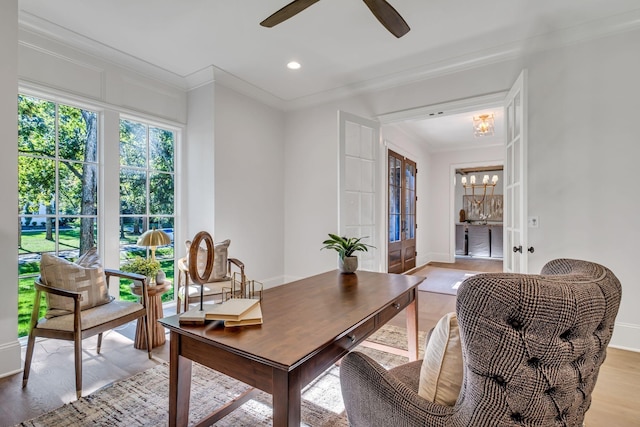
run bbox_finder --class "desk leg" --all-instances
[405,293,419,361]
[272,369,301,426]
[169,331,192,427]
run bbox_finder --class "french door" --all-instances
[504,70,528,273]
[388,150,416,273]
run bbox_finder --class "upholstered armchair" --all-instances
[22,249,152,399]
[340,258,622,427]
[176,231,246,314]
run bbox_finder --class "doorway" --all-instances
[388,150,417,274]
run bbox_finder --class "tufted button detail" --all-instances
[527,357,540,367]
[596,321,606,331]
[545,386,556,395]
[560,329,574,340]
[494,375,506,386]
[507,317,523,330]
[511,412,524,422]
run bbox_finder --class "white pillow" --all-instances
[418,312,463,406]
[184,239,230,282]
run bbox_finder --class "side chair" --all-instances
[22,261,152,399]
[176,231,246,313]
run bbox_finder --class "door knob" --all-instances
[513,246,522,253]
[528,247,535,253]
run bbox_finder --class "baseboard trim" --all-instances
[610,322,640,352]
[0,339,23,378]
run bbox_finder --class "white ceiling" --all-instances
[18,0,640,149]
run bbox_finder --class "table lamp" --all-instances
[137,228,171,261]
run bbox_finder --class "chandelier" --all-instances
[461,174,499,205]
[473,113,495,137]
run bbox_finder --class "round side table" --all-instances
[130,280,172,350]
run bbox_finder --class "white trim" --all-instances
[0,340,22,379]
[610,322,640,353]
[378,92,507,125]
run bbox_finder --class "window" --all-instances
[119,118,175,302]
[18,94,99,337]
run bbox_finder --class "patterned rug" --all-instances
[16,325,426,427]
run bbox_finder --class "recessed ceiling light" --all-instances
[287,61,301,70]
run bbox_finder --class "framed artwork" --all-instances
[463,195,503,221]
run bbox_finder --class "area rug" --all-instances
[416,267,480,295]
[16,325,426,427]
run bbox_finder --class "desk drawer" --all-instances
[377,291,412,326]
[336,317,376,351]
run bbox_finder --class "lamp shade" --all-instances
[137,228,171,247]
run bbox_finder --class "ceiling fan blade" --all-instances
[362,0,410,38]
[260,0,321,28]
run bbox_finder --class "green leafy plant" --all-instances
[121,256,161,278]
[321,233,374,260]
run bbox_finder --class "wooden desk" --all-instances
[131,280,171,349]
[159,269,424,426]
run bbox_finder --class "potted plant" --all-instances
[121,256,162,285]
[321,233,374,274]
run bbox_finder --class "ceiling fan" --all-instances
[260,0,410,38]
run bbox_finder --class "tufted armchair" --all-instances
[340,258,622,426]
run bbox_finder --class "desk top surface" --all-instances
[160,269,424,368]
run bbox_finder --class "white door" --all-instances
[503,70,528,273]
[338,111,382,272]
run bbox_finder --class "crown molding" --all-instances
[18,8,640,112]
[19,11,187,90]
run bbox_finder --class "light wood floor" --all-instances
[1,258,638,426]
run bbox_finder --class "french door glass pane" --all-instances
[18,95,55,157]
[389,214,400,242]
[59,161,98,215]
[119,168,147,215]
[120,120,147,168]
[18,157,55,211]
[150,172,174,215]
[59,105,96,161]
[150,127,174,172]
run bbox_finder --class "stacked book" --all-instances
[179,298,262,326]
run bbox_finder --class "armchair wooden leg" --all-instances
[22,331,36,388]
[74,331,82,399]
[97,332,103,354]
[143,314,152,359]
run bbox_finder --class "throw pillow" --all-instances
[418,312,463,406]
[184,239,230,282]
[39,248,113,318]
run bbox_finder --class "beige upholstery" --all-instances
[22,267,152,399]
[35,300,145,332]
[418,312,463,405]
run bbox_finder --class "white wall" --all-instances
[283,61,516,280]
[282,31,639,350]
[185,81,216,240]
[213,84,285,287]
[0,0,21,378]
[524,29,640,350]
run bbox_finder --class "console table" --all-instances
[159,269,424,426]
